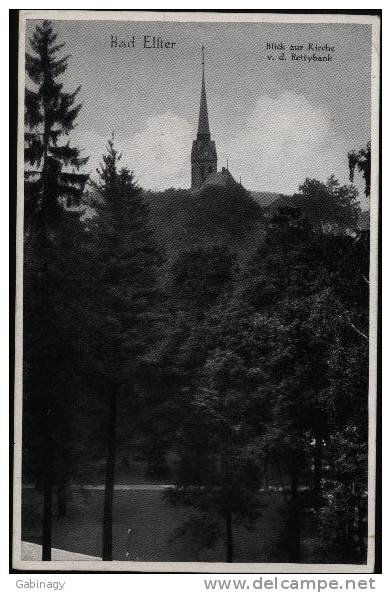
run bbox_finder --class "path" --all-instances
[21,541,101,561]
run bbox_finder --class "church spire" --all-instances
[191,46,217,190]
[197,46,211,139]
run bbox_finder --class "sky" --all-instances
[26,18,373,198]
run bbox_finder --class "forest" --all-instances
[22,20,371,564]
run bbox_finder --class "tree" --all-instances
[187,182,263,248]
[315,231,369,563]
[348,142,371,198]
[261,302,332,560]
[292,176,360,234]
[166,308,272,562]
[134,245,240,481]
[87,136,163,560]
[252,208,369,561]
[23,19,88,560]
[170,245,238,313]
[319,427,367,562]
[144,184,264,260]
[164,208,325,562]
[25,20,88,233]
[242,208,337,560]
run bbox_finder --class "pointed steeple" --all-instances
[197,46,211,139]
[191,46,217,190]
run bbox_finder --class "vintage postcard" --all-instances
[13,10,380,572]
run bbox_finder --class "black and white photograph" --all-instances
[12,10,380,572]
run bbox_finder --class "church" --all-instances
[191,48,237,191]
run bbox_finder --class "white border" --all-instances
[20,10,380,25]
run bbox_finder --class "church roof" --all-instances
[201,167,238,189]
[197,47,211,139]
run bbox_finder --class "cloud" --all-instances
[221,91,348,194]
[119,112,193,190]
[76,113,192,191]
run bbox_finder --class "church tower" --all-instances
[191,47,217,190]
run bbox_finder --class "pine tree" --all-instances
[87,136,163,560]
[23,20,88,560]
[25,20,88,235]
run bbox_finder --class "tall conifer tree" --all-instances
[24,20,88,560]
[25,20,88,232]
[88,136,163,560]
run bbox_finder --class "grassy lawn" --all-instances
[22,485,321,562]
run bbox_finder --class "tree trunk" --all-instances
[291,463,298,499]
[287,458,301,562]
[357,500,365,560]
[42,408,52,561]
[313,434,322,496]
[42,477,52,560]
[225,510,233,563]
[57,482,67,517]
[102,384,118,560]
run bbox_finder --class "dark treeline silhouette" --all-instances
[22,20,371,564]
